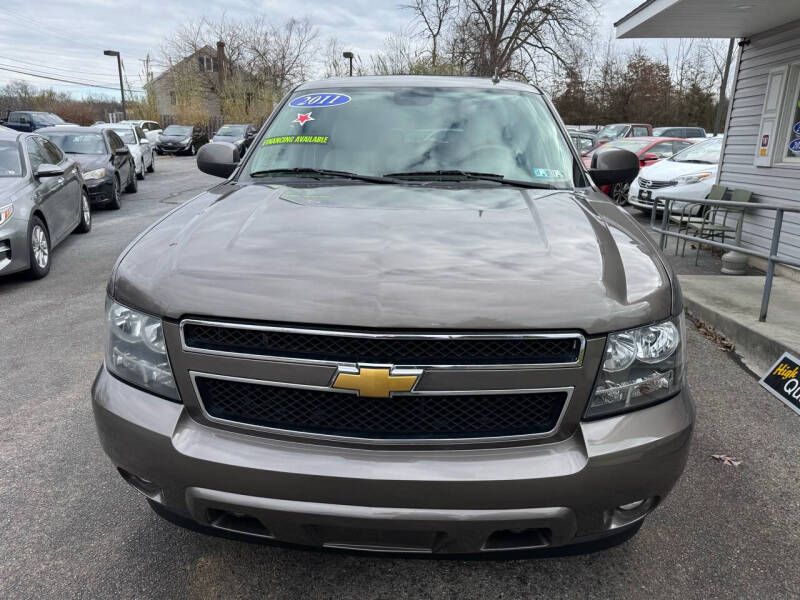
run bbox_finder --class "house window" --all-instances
[198,56,216,72]
[780,63,800,164]
[169,91,176,105]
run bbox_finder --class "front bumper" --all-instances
[156,142,190,154]
[0,217,31,276]
[628,179,712,213]
[92,367,694,553]
[85,178,115,205]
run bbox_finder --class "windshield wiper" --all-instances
[673,159,714,164]
[250,167,396,184]
[383,170,556,190]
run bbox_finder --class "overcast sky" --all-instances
[0,0,666,99]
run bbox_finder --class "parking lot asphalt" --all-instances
[1,159,798,599]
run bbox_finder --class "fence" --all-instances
[649,197,800,322]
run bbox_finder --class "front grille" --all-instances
[182,323,582,366]
[194,376,568,439]
[638,177,674,190]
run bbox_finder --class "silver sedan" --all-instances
[0,129,91,279]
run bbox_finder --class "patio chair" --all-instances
[688,188,753,265]
[671,185,728,255]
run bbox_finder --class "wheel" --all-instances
[125,162,138,193]
[25,216,51,279]
[611,182,630,206]
[156,149,163,156]
[74,191,92,233]
[189,143,196,156]
[108,175,122,210]
[146,153,155,173]
[136,161,145,180]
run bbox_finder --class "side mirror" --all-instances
[115,146,130,155]
[35,163,64,178]
[642,153,660,162]
[197,142,239,178]
[589,148,640,187]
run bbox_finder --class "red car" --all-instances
[582,137,695,205]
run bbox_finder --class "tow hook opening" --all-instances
[483,527,552,551]
[206,508,274,539]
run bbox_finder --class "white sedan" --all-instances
[628,137,723,215]
[97,124,155,180]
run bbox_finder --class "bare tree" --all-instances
[247,17,318,95]
[404,0,455,67]
[453,0,599,79]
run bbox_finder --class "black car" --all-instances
[40,126,136,209]
[211,123,258,157]
[156,124,208,155]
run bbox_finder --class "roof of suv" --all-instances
[295,75,542,94]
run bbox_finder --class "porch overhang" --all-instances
[615,0,800,39]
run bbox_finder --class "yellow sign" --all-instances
[332,367,419,398]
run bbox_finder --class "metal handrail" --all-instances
[649,196,800,322]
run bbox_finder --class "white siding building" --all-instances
[615,0,800,276]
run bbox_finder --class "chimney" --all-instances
[216,40,225,90]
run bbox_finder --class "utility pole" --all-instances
[343,51,354,77]
[104,50,126,119]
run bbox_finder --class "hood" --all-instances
[112,183,673,334]
[159,134,190,142]
[0,177,28,198]
[212,135,242,144]
[69,153,109,172]
[640,158,719,180]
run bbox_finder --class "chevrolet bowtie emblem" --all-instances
[332,366,421,398]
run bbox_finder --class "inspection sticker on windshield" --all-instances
[533,168,564,178]
[290,94,351,108]
[760,352,800,416]
[263,135,328,146]
[293,112,314,126]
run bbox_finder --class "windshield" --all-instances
[587,139,650,156]
[42,132,106,155]
[652,127,672,136]
[245,87,576,189]
[111,128,136,144]
[597,124,628,139]
[216,125,246,137]
[163,125,192,136]
[33,113,64,125]
[0,140,23,177]
[671,138,722,164]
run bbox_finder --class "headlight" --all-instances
[0,203,12,227]
[105,298,179,401]
[675,172,712,185]
[585,314,685,419]
[84,168,106,180]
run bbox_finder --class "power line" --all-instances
[0,65,144,92]
[0,54,125,79]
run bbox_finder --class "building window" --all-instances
[169,91,176,105]
[780,63,800,164]
[198,56,216,73]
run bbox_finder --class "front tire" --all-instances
[611,183,630,206]
[26,217,51,279]
[146,154,155,173]
[125,162,138,193]
[136,162,145,180]
[74,191,92,233]
[188,143,196,156]
[108,175,122,210]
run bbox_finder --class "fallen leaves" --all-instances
[712,454,742,467]
[692,318,735,351]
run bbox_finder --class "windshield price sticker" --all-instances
[289,94,351,108]
[759,352,800,416]
[533,168,564,178]
[263,135,328,146]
